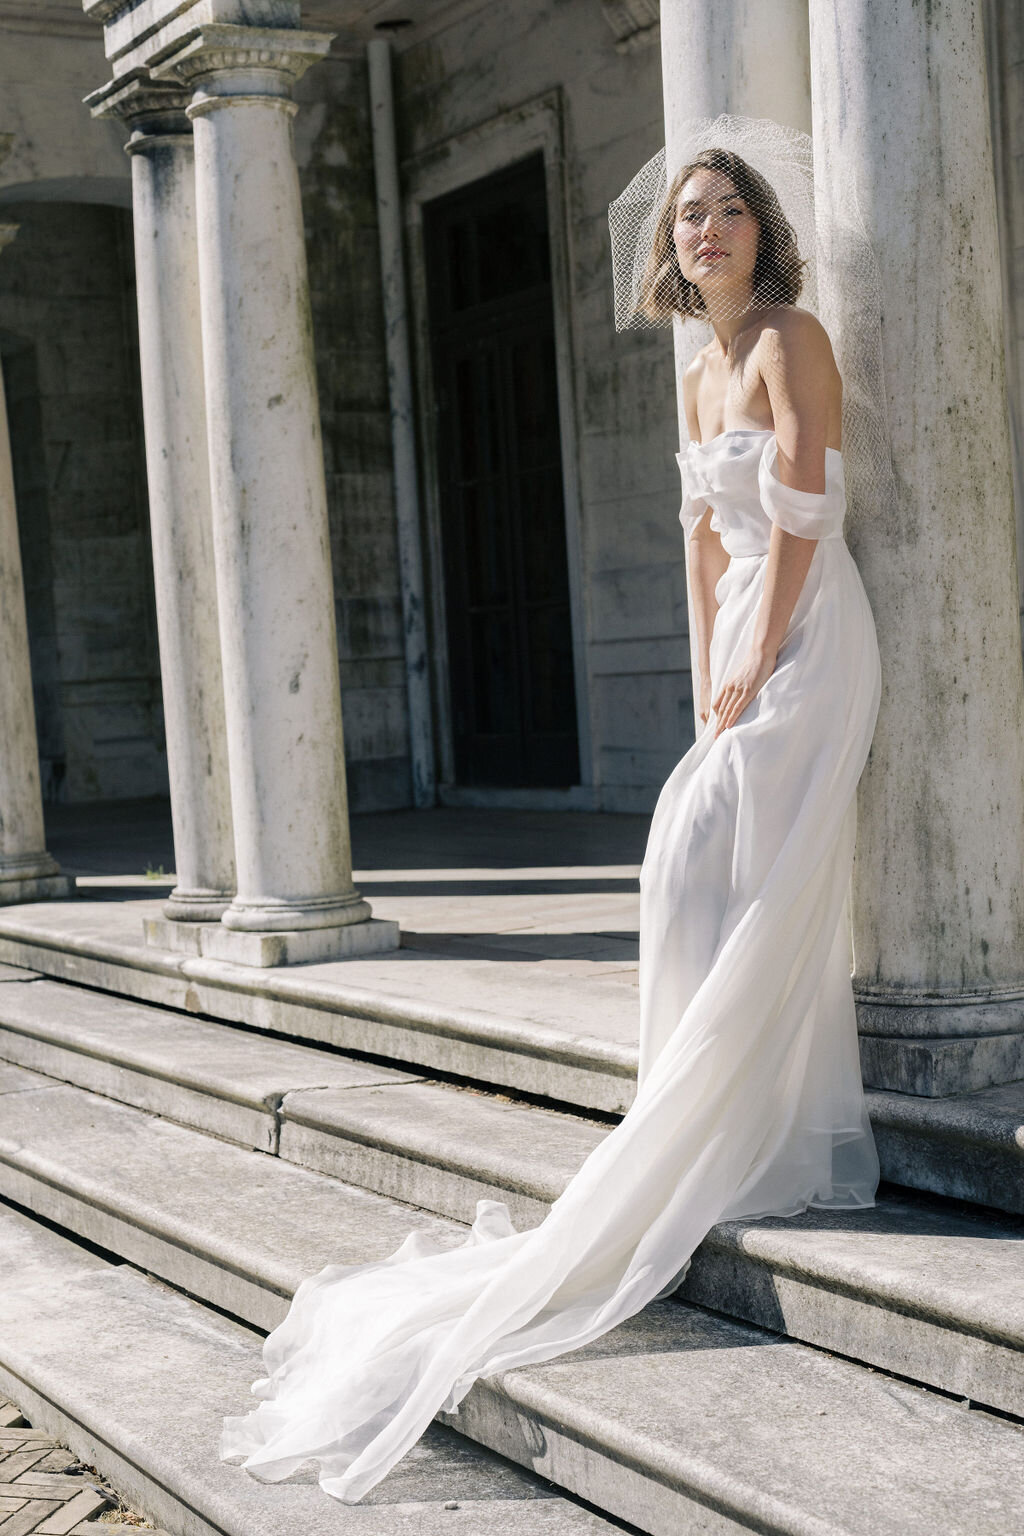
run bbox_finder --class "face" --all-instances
[672,169,760,301]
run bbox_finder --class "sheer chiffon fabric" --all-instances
[220,427,882,1505]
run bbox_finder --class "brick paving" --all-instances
[0,1401,168,1534]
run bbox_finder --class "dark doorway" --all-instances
[423,152,580,788]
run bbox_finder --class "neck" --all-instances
[702,288,763,356]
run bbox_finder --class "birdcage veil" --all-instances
[607,112,897,523]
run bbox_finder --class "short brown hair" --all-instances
[636,148,808,323]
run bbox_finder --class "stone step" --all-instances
[0,975,422,1154]
[2,1185,1023,1534]
[1,921,1021,1219]
[0,910,638,1114]
[867,1079,1024,1216]
[0,1064,1022,1425]
[4,965,1024,1237]
[0,1204,624,1536]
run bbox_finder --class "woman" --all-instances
[220,144,882,1506]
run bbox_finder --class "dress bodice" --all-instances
[676,429,846,557]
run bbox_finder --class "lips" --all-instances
[699,249,726,260]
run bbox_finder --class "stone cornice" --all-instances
[150,22,334,91]
[81,0,131,21]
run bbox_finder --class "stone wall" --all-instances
[293,16,671,816]
[384,1,685,811]
[294,54,413,814]
[0,202,165,803]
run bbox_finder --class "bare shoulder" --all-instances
[756,305,837,367]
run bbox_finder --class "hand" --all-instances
[699,674,712,725]
[712,644,778,738]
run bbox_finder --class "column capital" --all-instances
[151,23,335,106]
[85,72,192,139]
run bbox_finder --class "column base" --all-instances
[0,873,75,907]
[219,892,373,933]
[163,887,234,923]
[143,914,400,967]
[857,997,1024,1096]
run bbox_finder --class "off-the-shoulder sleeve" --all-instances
[757,436,845,541]
[675,449,711,545]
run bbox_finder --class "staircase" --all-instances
[0,960,1021,1535]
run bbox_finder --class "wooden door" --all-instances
[424,153,580,787]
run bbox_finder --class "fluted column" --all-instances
[659,0,811,734]
[87,76,236,931]
[810,0,1024,1095]
[0,225,73,907]
[153,25,398,965]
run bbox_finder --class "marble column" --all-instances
[810,0,1024,1095]
[153,25,398,966]
[0,226,73,906]
[659,0,811,733]
[86,77,236,932]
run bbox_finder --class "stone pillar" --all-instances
[153,25,398,966]
[810,0,1024,1095]
[660,0,811,733]
[86,77,236,932]
[0,227,73,907]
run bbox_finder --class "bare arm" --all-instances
[711,314,841,738]
[682,361,730,723]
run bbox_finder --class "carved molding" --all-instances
[601,0,660,52]
[151,22,334,91]
[86,71,192,132]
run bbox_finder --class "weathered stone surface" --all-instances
[447,1298,1024,1536]
[2,1059,1023,1420]
[867,1080,1024,1215]
[0,1204,620,1534]
[279,1080,606,1227]
[860,1028,1024,1098]
[679,1189,1024,1417]
[0,977,418,1152]
[0,1074,466,1331]
[0,900,639,1113]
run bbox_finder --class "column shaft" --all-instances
[154,25,398,964]
[125,120,236,923]
[0,227,72,905]
[810,0,1024,1093]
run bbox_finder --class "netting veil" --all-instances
[607,112,897,517]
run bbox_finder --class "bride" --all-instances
[220,133,883,1506]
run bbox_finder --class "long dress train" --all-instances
[219,427,883,1505]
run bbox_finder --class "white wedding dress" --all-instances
[220,427,883,1504]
